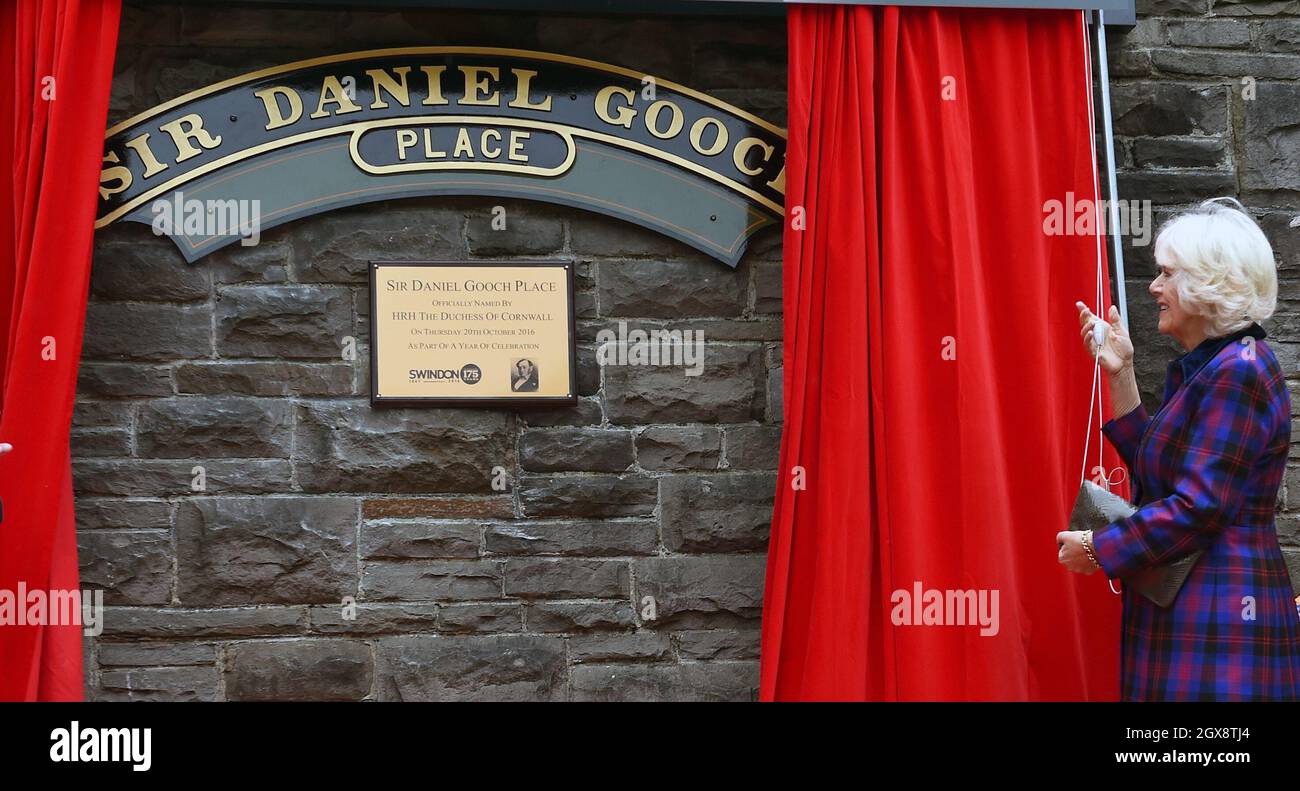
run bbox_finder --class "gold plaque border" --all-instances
[368,260,578,408]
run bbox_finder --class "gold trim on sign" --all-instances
[95,116,784,228]
[103,47,787,140]
[179,140,771,258]
[190,178,737,257]
[347,116,578,177]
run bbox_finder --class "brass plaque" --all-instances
[369,261,576,406]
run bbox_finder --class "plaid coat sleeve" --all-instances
[1101,402,1150,473]
[1092,355,1274,580]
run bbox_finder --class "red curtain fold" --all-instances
[0,0,121,701]
[762,4,1127,701]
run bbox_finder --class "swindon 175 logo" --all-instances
[408,363,481,384]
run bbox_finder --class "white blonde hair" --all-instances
[1154,197,1278,337]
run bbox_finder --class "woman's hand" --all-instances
[1056,530,1099,574]
[1076,302,1133,376]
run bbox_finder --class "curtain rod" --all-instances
[139,0,1136,26]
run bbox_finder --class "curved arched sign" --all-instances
[96,47,787,267]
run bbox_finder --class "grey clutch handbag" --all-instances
[1068,480,1204,608]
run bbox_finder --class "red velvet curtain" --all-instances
[0,0,121,701]
[762,5,1127,701]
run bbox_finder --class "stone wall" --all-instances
[1108,0,1300,578]
[74,1,1300,701]
[75,3,785,701]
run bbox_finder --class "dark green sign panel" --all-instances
[96,47,787,267]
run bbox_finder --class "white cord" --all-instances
[1079,347,1100,487]
[1081,10,1122,596]
[1078,7,1106,492]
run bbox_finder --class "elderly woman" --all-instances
[1059,198,1300,701]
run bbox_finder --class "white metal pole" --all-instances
[1093,9,1129,329]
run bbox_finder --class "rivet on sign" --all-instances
[709,214,717,222]
[229,115,238,122]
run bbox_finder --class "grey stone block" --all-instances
[175,497,359,605]
[1111,83,1227,137]
[580,317,782,344]
[100,606,308,639]
[207,236,291,284]
[604,344,764,424]
[74,459,294,496]
[308,603,440,635]
[724,425,781,470]
[91,232,209,301]
[518,475,658,518]
[136,397,293,458]
[77,363,174,398]
[1131,137,1226,169]
[676,629,762,661]
[361,560,503,601]
[1166,20,1251,48]
[72,400,131,428]
[569,661,758,702]
[537,17,695,81]
[294,401,512,494]
[503,558,630,599]
[97,642,217,667]
[1210,0,1297,16]
[632,555,765,628]
[360,520,482,560]
[215,285,352,358]
[175,361,354,396]
[465,200,565,255]
[598,259,746,317]
[290,202,464,283]
[519,428,634,472]
[1258,20,1300,53]
[82,302,211,361]
[484,519,658,556]
[753,260,782,314]
[659,474,775,552]
[524,600,636,632]
[518,397,604,427]
[1116,170,1237,205]
[1150,49,1300,80]
[374,635,566,701]
[437,603,524,634]
[567,632,673,663]
[1133,0,1207,13]
[1243,84,1300,193]
[226,639,373,701]
[76,499,172,531]
[71,428,131,457]
[1256,214,1299,275]
[98,666,220,702]
[636,426,722,470]
[77,530,174,606]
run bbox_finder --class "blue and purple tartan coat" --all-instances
[1093,322,1300,701]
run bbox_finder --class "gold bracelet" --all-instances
[1082,530,1101,570]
